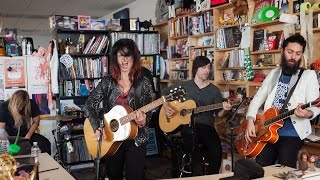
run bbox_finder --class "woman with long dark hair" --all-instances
[83,38,153,180]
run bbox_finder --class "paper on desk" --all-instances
[306,134,320,142]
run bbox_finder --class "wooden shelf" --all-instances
[217,81,262,86]
[219,24,240,29]
[171,69,189,71]
[214,3,233,10]
[191,45,214,49]
[252,66,277,70]
[190,31,214,38]
[215,47,240,52]
[160,48,167,51]
[170,34,188,40]
[189,8,214,16]
[169,57,189,61]
[251,49,281,55]
[296,27,320,33]
[217,66,276,70]
[251,20,282,28]
[160,79,170,83]
[217,81,247,85]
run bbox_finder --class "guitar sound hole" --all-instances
[180,109,186,117]
[109,119,119,132]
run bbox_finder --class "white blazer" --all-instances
[247,68,320,140]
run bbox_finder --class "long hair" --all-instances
[109,38,142,81]
[8,90,32,128]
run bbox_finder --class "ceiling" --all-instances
[0,0,135,35]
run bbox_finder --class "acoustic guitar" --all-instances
[159,99,241,133]
[236,98,320,158]
[84,87,186,158]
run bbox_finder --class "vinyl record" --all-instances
[257,6,280,23]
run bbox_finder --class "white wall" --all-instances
[101,0,158,24]
[22,0,158,48]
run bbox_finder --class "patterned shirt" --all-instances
[273,73,298,137]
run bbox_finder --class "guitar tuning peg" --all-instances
[169,89,173,93]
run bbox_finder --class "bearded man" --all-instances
[244,34,320,168]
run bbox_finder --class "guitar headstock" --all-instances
[165,86,186,102]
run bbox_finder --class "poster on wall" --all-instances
[4,57,26,89]
[27,57,50,115]
[4,88,27,100]
[27,57,48,94]
[32,94,50,115]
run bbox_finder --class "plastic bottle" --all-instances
[31,142,41,157]
[0,129,10,155]
[27,41,32,55]
[21,38,27,55]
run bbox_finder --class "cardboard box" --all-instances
[49,15,78,31]
[90,19,106,30]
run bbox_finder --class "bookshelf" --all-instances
[55,29,110,167]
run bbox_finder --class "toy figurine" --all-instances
[297,149,309,174]
[308,155,318,171]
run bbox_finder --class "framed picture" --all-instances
[130,18,137,30]
[78,15,91,30]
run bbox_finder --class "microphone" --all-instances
[64,134,74,153]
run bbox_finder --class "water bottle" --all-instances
[0,129,10,155]
[31,142,41,157]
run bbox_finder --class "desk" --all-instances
[166,166,294,179]
[39,153,75,180]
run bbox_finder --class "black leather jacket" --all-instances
[83,75,153,146]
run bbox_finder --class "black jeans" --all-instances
[8,133,51,155]
[256,136,304,168]
[97,140,147,180]
[181,123,222,175]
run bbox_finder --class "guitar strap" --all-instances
[133,78,143,110]
[280,69,304,113]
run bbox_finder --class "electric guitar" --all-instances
[84,87,186,157]
[159,99,241,133]
[236,98,320,158]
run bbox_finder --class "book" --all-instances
[253,29,265,51]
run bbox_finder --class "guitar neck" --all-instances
[194,100,241,114]
[264,100,318,127]
[120,97,165,125]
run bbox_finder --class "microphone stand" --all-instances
[224,97,247,171]
[96,109,104,180]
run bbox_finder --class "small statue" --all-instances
[297,149,309,174]
[308,155,318,171]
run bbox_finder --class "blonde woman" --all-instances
[0,90,51,154]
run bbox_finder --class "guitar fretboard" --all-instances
[193,100,241,114]
[120,97,165,125]
[263,100,318,127]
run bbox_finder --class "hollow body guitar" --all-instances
[159,99,241,133]
[84,88,186,157]
[236,99,320,158]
